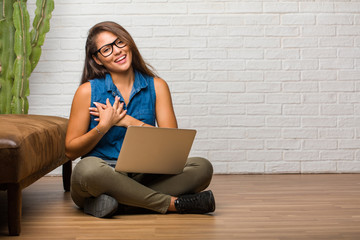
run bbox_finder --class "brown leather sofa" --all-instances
[0,114,71,236]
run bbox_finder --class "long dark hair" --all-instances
[80,21,157,84]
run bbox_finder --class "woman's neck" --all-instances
[110,68,135,105]
[110,67,134,88]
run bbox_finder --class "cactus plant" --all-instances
[0,0,54,114]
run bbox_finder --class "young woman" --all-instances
[65,21,215,218]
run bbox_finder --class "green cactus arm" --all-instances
[0,0,16,114]
[29,0,54,72]
[1,0,15,20]
[12,0,31,114]
[0,22,16,113]
[1,0,16,21]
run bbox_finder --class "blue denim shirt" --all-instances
[83,70,156,161]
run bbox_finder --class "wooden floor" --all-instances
[1,174,360,240]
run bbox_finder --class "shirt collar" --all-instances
[132,70,149,94]
[105,70,148,96]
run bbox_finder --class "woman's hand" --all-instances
[90,96,127,130]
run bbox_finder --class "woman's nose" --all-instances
[113,44,122,55]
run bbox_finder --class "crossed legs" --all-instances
[70,156,213,214]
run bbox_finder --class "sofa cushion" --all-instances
[0,115,68,183]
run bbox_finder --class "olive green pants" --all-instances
[70,156,213,214]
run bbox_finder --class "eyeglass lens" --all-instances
[99,39,126,57]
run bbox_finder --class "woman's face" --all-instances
[93,31,133,74]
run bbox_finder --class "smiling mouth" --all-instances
[115,55,126,63]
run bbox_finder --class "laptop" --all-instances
[114,126,196,174]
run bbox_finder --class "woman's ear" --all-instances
[92,55,103,66]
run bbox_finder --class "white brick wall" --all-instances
[26,0,360,174]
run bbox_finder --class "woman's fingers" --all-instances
[93,98,127,126]
[119,109,127,119]
[90,111,99,116]
[106,98,112,108]
[113,96,120,110]
[89,107,98,111]
[93,102,101,112]
[89,107,99,116]
[116,102,124,114]
[97,102,106,109]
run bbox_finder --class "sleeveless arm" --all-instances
[154,77,178,128]
[65,82,105,160]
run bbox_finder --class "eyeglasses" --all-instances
[94,38,127,57]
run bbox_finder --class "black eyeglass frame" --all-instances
[93,38,127,57]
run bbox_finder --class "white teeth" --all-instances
[116,55,126,62]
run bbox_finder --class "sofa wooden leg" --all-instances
[62,160,72,192]
[7,183,21,236]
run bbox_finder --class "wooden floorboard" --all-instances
[1,174,360,239]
